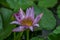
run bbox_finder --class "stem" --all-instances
[19,32,23,40]
[26,30,29,40]
[16,32,23,40]
[14,32,16,40]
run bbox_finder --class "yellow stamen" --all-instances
[21,18,33,26]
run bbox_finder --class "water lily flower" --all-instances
[10,7,43,32]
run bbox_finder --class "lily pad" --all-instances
[34,6,56,30]
[38,0,57,8]
[53,26,60,34]
[6,0,34,11]
[57,5,60,18]
[48,33,60,40]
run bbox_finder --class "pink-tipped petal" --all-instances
[29,26,33,31]
[26,7,34,19]
[19,8,25,19]
[12,26,25,32]
[33,13,43,24]
[10,21,20,25]
[33,24,39,27]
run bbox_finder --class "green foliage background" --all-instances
[0,0,60,40]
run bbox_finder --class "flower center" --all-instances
[21,18,33,26]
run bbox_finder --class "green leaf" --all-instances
[38,0,57,8]
[34,6,56,30]
[0,14,3,30]
[0,0,9,8]
[0,25,15,40]
[0,8,15,39]
[48,33,60,40]
[48,26,60,40]
[6,0,34,11]
[31,37,44,40]
[0,8,13,25]
[53,26,60,34]
[57,5,60,18]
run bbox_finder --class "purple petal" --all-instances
[10,21,20,25]
[14,13,20,21]
[12,26,25,32]
[33,13,43,24]
[26,7,34,19]
[33,24,39,27]
[29,26,33,31]
[26,8,31,18]
[19,8,25,19]
[30,7,34,19]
